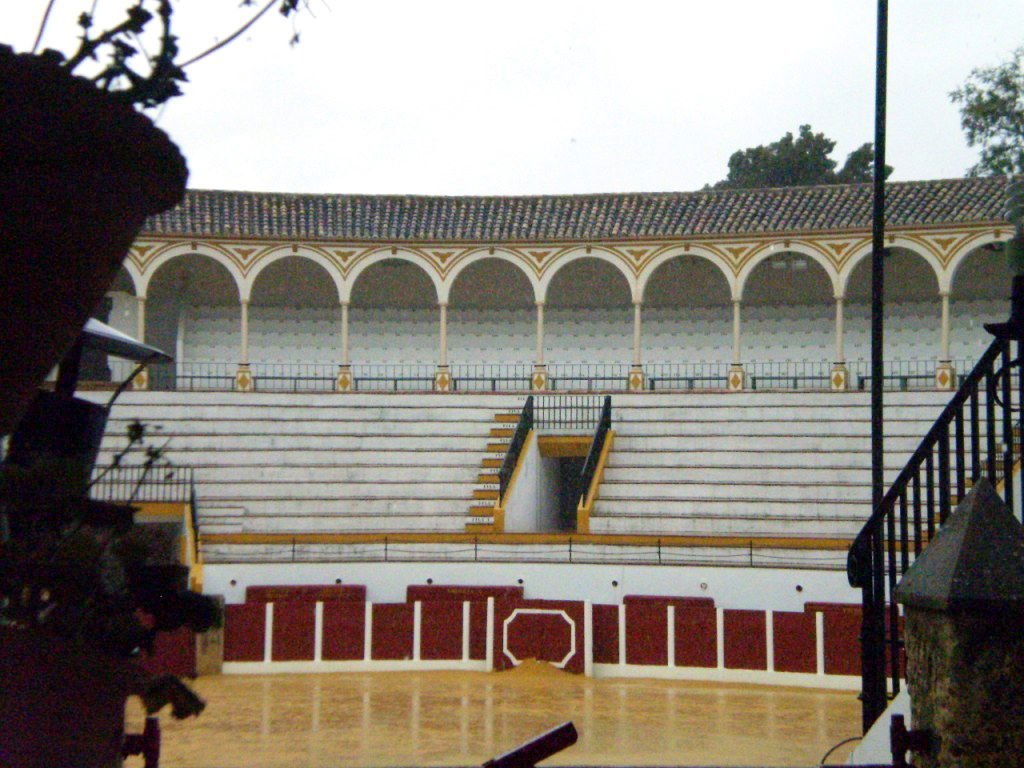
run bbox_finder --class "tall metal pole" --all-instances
[863,0,889,733]
[871,0,888,511]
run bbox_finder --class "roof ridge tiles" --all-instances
[143,176,1011,242]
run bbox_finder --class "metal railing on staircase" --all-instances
[497,396,533,501]
[578,395,612,508]
[847,336,1022,731]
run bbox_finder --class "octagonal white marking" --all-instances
[502,608,576,669]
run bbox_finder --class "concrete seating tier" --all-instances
[90,389,962,569]
[589,390,957,545]
[93,392,525,536]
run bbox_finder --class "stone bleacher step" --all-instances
[198,506,245,535]
[467,408,520,531]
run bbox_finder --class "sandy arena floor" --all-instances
[126,662,862,766]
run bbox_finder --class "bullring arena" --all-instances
[91,175,1013,764]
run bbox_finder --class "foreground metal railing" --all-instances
[847,337,1021,731]
[578,395,612,507]
[497,396,533,501]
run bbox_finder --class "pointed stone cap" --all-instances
[896,478,1024,612]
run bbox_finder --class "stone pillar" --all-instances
[728,299,744,391]
[895,478,1024,768]
[532,301,547,391]
[336,301,352,392]
[629,300,645,391]
[935,291,955,390]
[435,302,451,392]
[831,295,848,391]
[131,296,149,390]
[235,299,253,392]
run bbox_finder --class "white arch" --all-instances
[137,242,244,301]
[637,245,736,303]
[839,238,943,297]
[736,241,841,301]
[442,248,541,304]
[112,259,143,297]
[342,248,443,304]
[538,247,636,303]
[245,247,345,304]
[945,230,1011,294]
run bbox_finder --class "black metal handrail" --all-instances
[90,464,200,561]
[578,396,612,509]
[90,464,195,504]
[847,336,1020,731]
[535,395,605,430]
[498,396,534,501]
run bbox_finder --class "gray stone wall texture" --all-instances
[905,608,1024,768]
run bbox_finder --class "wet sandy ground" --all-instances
[125,663,861,766]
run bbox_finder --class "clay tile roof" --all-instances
[142,176,1010,242]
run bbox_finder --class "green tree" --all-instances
[950,46,1024,176]
[713,125,890,189]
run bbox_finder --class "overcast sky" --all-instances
[5,1,1023,195]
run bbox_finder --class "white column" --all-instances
[240,299,250,364]
[666,604,675,668]
[341,301,350,366]
[263,602,274,663]
[485,597,495,672]
[940,291,951,360]
[363,602,373,662]
[136,296,146,342]
[314,601,324,663]
[583,600,594,677]
[715,607,725,669]
[731,299,742,364]
[632,301,643,366]
[413,600,422,662]
[618,603,627,667]
[834,296,846,362]
[815,611,826,675]
[535,301,545,365]
[461,601,471,662]
[438,302,448,367]
[175,305,187,364]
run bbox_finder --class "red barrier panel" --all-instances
[592,604,619,664]
[371,603,414,660]
[272,602,316,661]
[406,585,523,602]
[623,597,668,666]
[469,600,489,660]
[224,603,265,662]
[772,610,816,674]
[807,602,862,676]
[494,599,585,674]
[723,610,767,670]
[420,601,464,660]
[674,600,716,668]
[246,584,366,603]
[323,601,365,660]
